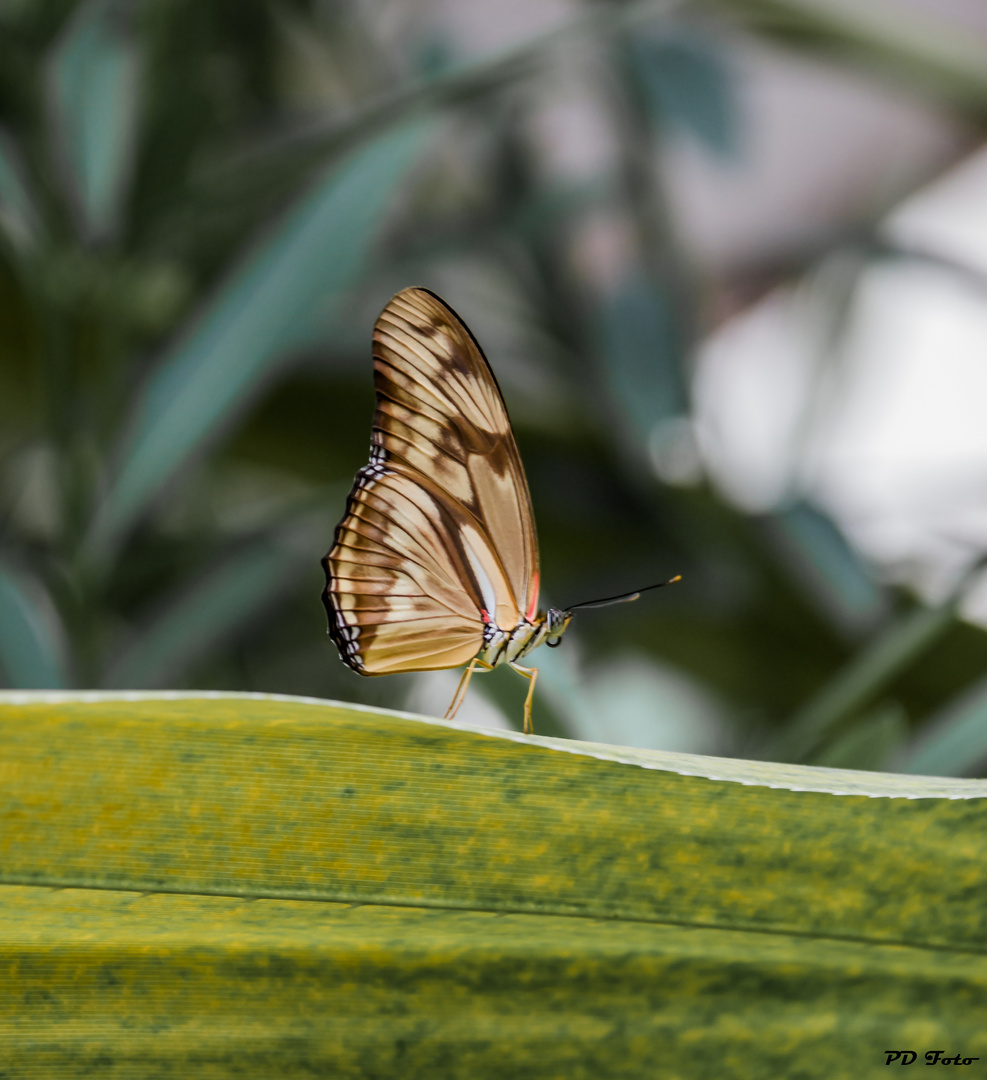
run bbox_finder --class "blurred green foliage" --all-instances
[3,0,987,775]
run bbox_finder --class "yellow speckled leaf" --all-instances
[1,691,986,1078]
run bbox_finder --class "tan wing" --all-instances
[370,287,540,624]
[323,461,519,675]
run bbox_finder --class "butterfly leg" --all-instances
[444,659,493,721]
[509,661,539,735]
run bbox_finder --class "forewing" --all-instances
[324,462,516,675]
[371,287,540,625]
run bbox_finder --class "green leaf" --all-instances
[810,699,907,771]
[595,274,687,441]
[0,128,39,248]
[85,118,435,560]
[767,567,981,762]
[629,29,738,157]
[896,675,987,777]
[2,694,987,1076]
[103,536,308,689]
[766,502,888,636]
[46,0,141,240]
[0,562,67,689]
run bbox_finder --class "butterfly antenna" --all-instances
[566,575,681,612]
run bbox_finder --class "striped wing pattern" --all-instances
[323,287,540,676]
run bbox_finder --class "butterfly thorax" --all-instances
[479,607,572,667]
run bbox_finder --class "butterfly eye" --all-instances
[546,636,562,648]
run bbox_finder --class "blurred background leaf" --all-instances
[895,675,987,777]
[103,526,313,689]
[768,569,975,763]
[766,502,888,637]
[46,0,142,242]
[629,27,738,158]
[0,128,39,247]
[0,560,67,688]
[595,273,686,442]
[2,0,987,778]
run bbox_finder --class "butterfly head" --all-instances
[544,607,572,648]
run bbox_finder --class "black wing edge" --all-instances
[321,513,372,677]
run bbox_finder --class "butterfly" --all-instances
[322,287,678,734]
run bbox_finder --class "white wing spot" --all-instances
[462,538,498,622]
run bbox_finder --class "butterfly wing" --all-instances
[371,287,540,622]
[323,287,540,675]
